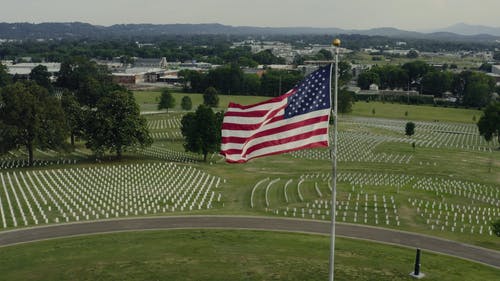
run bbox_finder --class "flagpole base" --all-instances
[409,272,425,279]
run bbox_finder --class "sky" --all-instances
[0,0,499,31]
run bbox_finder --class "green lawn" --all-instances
[134,91,268,112]
[349,101,482,123]
[0,230,497,281]
[135,90,484,124]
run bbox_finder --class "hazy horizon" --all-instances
[0,0,499,31]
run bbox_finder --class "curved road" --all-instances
[0,216,499,269]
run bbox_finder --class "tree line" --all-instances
[0,57,152,165]
[179,64,304,97]
[1,34,497,64]
[357,60,499,108]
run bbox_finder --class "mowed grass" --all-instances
[134,91,268,112]
[349,101,482,123]
[135,90,483,124]
[1,230,498,281]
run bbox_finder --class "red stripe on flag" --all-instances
[221,115,329,144]
[223,141,328,163]
[221,128,328,156]
[222,114,285,131]
[226,91,293,110]
[223,110,274,118]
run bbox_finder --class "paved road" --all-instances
[0,216,499,269]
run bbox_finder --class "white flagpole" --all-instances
[328,38,341,281]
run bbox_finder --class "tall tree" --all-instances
[61,91,84,147]
[0,82,67,166]
[357,71,380,90]
[0,62,11,87]
[317,49,333,60]
[158,89,176,112]
[84,90,152,159]
[462,72,495,107]
[57,56,115,106]
[338,61,353,86]
[203,87,219,107]
[29,64,53,93]
[477,102,500,147]
[252,49,285,65]
[421,71,453,97]
[337,89,355,113]
[181,95,193,111]
[180,105,221,162]
[406,50,419,59]
[402,60,430,84]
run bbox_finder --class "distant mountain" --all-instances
[434,23,500,36]
[0,22,499,41]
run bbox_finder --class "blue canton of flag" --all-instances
[285,65,331,118]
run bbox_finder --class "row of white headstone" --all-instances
[135,145,200,163]
[147,118,181,130]
[0,162,224,229]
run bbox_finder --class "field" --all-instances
[0,91,499,279]
[1,230,498,281]
[346,52,485,70]
[134,91,269,112]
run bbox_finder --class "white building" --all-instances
[492,65,500,75]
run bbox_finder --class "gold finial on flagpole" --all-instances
[332,38,341,47]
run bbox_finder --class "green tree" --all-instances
[158,89,176,112]
[458,72,495,107]
[181,96,193,111]
[203,87,219,107]
[242,74,261,95]
[357,71,380,90]
[252,50,285,65]
[491,219,500,237]
[337,89,355,113]
[0,82,68,166]
[421,71,453,97]
[317,49,333,60]
[61,91,84,147]
[402,60,430,83]
[0,62,12,87]
[477,102,500,147]
[84,90,152,159]
[57,56,115,106]
[479,63,492,73]
[260,69,303,96]
[180,105,221,162]
[29,64,53,93]
[406,50,419,59]
[371,65,409,90]
[338,61,353,86]
[405,122,416,137]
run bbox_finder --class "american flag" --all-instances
[221,64,332,163]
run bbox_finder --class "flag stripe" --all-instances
[221,115,329,146]
[222,104,287,125]
[222,109,329,138]
[226,91,292,111]
[222,127,328,156]
[224,136,328,163]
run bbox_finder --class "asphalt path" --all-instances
[0,216,499,269]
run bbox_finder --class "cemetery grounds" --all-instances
[0,92,498,280]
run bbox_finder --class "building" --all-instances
[492,65,500,75]
[112,67,167,85]
[4,62,61,80]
